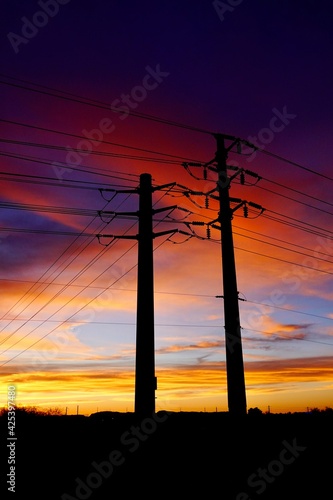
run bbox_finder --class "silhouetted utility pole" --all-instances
[186,146,264,416]
[135,174,192,415]
[135,173,156,416]
[215,133,247,416]
[98,173,191,417]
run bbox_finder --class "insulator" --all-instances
[191,221,205,226]
[205,196,209,209]
[245,169,259,178]
[248,201,263,210]
[206,226,211,239]
[240,172,245,185]
[243,205,248,218]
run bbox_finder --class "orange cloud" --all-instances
[0,354,332,413]
[156,340,223,354]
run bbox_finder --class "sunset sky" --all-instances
[1,0,333,414]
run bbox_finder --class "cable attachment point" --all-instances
[98,188,117,202]
[96,234,115,246]
[98,210,116,224]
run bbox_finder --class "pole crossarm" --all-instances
[96,233,138,246]
[153,228,194,239]
[99,187,138,195]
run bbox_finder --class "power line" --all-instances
[259,148,333,183]
[1,76,330,184]
[232,230,333,265]
[187,216,333,275]
[0,184,180,343]
[0,200,99,218]
[0,138,183,165]
[0,202,136,346]
[234,245,333,276]
[0,236,170,366]
[262,211,333,239]
[259,176,333,210]
[232,224,333,259]
[0,132,199,164]
[0,170,134,192]
[0,79,213,136]
[0,187,177,358]
[1,280,332,323]
[0,189,135,340]
[243,327,333,347]
[0,237,137,352]
[256,183,333,218]
[0,151,141,183]
[242,299,333,322]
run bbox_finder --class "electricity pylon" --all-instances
[183,134,264,417]
[98,173,191,416]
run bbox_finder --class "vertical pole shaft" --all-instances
[135,173,156,416]
[215,134,247,416]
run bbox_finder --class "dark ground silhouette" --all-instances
[1,410,332,499]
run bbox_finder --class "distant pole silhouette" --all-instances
[215,134,247,417]
[135,173,156,416]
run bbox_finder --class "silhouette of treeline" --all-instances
[1,404,333,417]
[0,405,63,417]
[1,407,332,499]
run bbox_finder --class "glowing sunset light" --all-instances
[1,1,333,417]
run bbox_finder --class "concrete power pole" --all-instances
[215,134,247,417]
[98,174,203,416]
[135,173,157,417]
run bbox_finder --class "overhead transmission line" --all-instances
[0,184,180,360]
[1,79,330,376]
[0,78,213,136]
[0,229,173,367]
[2,173,333,282]
[2,294,333,324]
[0,151,141,183]
[185,207,333,259]
[0,138,187,165]
[2,178,329,338]
[0,170,135,192]
[0,192,135,345]
[257,177,333,210]
[5,188,327,364]
[1,74,332,186]
[259,149,333,183]
[255,183,333,218]
[0,186,135,336]
[0,277,333,324]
